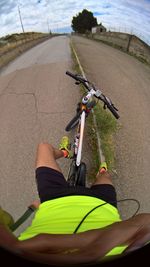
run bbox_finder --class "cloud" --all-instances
[0,0,16,15]
[93,12,110,16]
[0,0,150,44]
[103,4,112,9]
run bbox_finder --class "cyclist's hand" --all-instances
[29,200,40,209]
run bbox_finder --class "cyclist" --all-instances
[0,137,150,265]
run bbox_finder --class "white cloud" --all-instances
[0,0,150,44]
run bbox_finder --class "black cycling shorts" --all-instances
[36,167,117,207]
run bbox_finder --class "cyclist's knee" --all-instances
[96,171,112,179]
[94,171,113,185]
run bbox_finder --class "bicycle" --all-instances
[65,71,119,187]
[10,71,120,232]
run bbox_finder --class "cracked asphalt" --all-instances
[0,36,92,232]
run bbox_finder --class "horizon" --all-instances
[0,0,150,45]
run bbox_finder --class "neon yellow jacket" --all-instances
[19,195,126,256]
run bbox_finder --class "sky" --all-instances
[0,0,150,45]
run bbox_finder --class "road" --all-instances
[1,34,150,228]
[72,36,150,218]
[0,36,95,232]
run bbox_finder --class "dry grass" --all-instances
[0,32,47,56]
[0,32,49,69]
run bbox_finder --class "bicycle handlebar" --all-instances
[102,95,119,119]
[66,71,80,81]
[66,71,89,89]
[66,71,119,119]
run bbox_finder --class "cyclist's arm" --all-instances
[0,223,102,256]
[0,223,18,251]
[15,229,101,253]
[16,214,150,265]
[1,214,150,265]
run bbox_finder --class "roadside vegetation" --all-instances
[93,103,118,169]
[71,9,98,34]
[0,32,50,69]
[70,41,118,181]
[85,101,118,181]
[0,32,48,53]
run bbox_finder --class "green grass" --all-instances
[94,103,118,170]
[85,111,100,180]
[84,102,118,183]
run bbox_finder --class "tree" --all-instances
[71,9,98,34]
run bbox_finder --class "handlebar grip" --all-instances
[66,71,79,81]
[106,103,120,119]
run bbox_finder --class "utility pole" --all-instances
[47,19,50,34]
[18,4,25,33]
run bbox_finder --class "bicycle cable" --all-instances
[73,198,140,234]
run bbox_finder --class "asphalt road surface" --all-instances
[72,36,150,218]
[1,34,150,232]
[0,36,94,233]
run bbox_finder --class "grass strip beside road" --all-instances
[93,103,118,169]
[85,102,118,182]
[70,40,118,180]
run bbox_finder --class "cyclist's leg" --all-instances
[91,162,113,186]
[90,163,117,207]
[35,143,64,173]
[35,143,69,203]
[92,171,113,186]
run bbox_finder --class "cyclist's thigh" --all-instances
[36,167,68,202]
[35,143,62,173]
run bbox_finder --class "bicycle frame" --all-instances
[75,109,86,166]
[66,70,119,186]
[66,106,87,186]
[74,90,96,166]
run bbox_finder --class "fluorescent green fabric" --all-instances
[18,195,126,256]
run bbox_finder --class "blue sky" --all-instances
[0,0,150,44]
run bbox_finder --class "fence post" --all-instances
[126,34,133,52]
